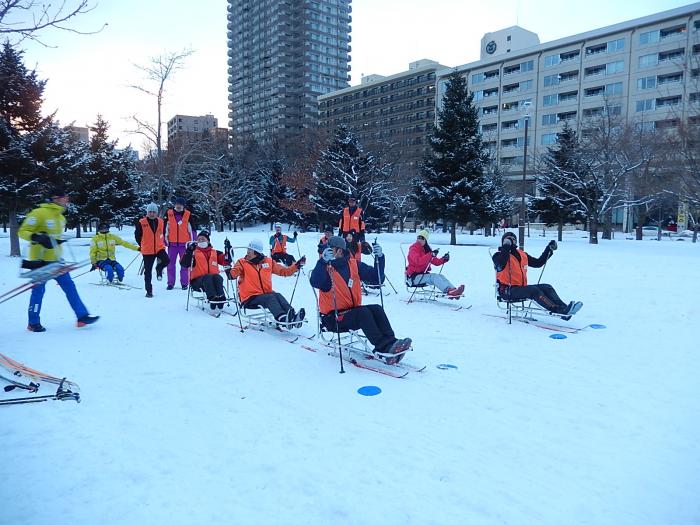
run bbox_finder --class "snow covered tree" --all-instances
[311,125,392,231]
[412,73,496,245]
[533,123,586,241]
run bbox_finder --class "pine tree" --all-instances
[533,123,585,241]
[311,125,392,230]
[413,73,493,245]
[0,42,49,256]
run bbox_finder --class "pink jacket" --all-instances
[406,241,446,276]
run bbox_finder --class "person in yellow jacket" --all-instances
[18,187,99,332]
[89,223,140,283]
[229,238,306,324]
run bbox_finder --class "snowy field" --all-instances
[1,226,699,525]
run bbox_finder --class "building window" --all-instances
[543,94,558,106]
[655,95,682,108]
[583,107,604,118]
[544,74,559,87]
[639,30,660,45]
[606,61,624,74]
[637,76,656,90]
[482,105,498,115]
[521,60,534,72]
[481,123,497,133]
[658,72,683,85]
[544,54,559,67]
[557,111,577,122]
[560,49,580,62]
[542,113,558,125]
[660,25,686,39]
[558,90,578,103]
[635,99,655,112]
[541,133,557,145]
[584,86,605,97]
[658,49,684,62]
[585,43,606,56]
[638,54,657,68]
[607,38,625,53]
[605,82,623,96]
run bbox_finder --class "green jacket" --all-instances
[18,202,66,262]
[90,233,139,263]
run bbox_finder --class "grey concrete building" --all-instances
[227,0,351,151]
[167,114,223,150]
[318,59,446,186]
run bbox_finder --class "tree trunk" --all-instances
[589,220,599,244]
[450,222,456,245]
[75,222,82,239]
[557,220,563,242]
[485,224,492,237]
[693,224,698,243]
[602,210,612,240]
[9,203,21,257]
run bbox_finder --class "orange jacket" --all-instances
[319,258,362,315]
[338,207,365,235]
[230,256,296,303]
[166,209,192,244]
[138,217,165,255]
[496,249,529,286]
[190,247,220,280]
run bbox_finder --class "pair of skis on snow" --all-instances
[0,353,80,406]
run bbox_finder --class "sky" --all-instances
[13,0,696,152]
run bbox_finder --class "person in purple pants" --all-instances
[164,197,196,290]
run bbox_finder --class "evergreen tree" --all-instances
[311,125,392,230]
[0,42,49,256]
[413,72,494,245]
[533,123,585,241]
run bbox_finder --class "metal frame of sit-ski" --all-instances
[488,247,568,324]
[310,286,372,354]
[399,243,454,303]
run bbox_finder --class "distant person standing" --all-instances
[18,187,99,332]
[136,203,170,298]
[164,197,195,290]
[338,195,365,261]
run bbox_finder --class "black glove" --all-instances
[186,241,196,253]
[31,233,53,249]
[431,249,439,256]
[90,264,98,271]
[548,240,558,251]
[442,252,450,262]
[293,231,298,238]
[296,255,306,269]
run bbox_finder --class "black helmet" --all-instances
[98,222,109,232]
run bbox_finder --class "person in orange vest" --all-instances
[180,231,227,310]
[164,196,195,290]
[338,195,365,258]
[492,231,582,320]
[310,236,412,365]
[269,222,297,266]
[135,203,170,298]
[229,238,306,324]
[317,225,333,258]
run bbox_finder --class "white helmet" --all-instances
[274,222,282,230]
[248,239,265,254]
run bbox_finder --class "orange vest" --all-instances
[496,249,529,286]
[166,209,192,243]
[319,259,363,315]
[191,248,220,280]
[236,257,274,303]
[339,207,364,234]
[139,217,165,255]
[271,234,287,255]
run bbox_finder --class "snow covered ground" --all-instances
[1,226,699,525]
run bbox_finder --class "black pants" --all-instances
[191,274,225,300]
[500,284,567,314]
[271,252,296,266]
[142,250,169,294]
[243,292,292,320]
[322,304,396,353]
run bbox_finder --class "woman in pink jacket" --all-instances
[406,229,464,298]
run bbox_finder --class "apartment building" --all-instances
[437,3,699,181]
[318,59,446,185]
[166,114,226,150]
[227,0,351,152]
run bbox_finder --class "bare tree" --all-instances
[127,49,193,203]
[0,0,105,44]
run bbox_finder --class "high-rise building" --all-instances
[166,114,226,150]
[226,0,352,151]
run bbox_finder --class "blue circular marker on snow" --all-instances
[437,364,458,370]
[589,324,606,329]
[550,333,567,340]
[357,386,382,396]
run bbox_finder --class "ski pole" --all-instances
[289,263,302,305]
[72,267,94,280]
[123,252,140,272]
[407,249,436,304]
[371,238,384,309]
[327,264,345,374]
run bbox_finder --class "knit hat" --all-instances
[174,197,186,206]
[328,236,346,250]
[146,203,158,213]
[51,186,68,198]
[197,230,210,241]
[98,222,109,232]
[417,229,430,240]
[274,222,282,230]
[248,239,265,254]
[502,231,517,244]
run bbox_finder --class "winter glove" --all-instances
[548,240,558,251]
[361,241,372,255]
[442,252,450,262]
[90,264,98,271]
[137,246,141,252]
[31,233,53,249]
[322,247,334,263]
[186,241,197,253]
[431,248,440,256]
[502,237,513,248]
[372,244,383,257]
[293,231,298,238]
[296,256,306,269]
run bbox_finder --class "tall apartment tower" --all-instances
[226,0,352,151]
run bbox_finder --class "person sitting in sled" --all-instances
[269,222,297,267]
[181,231,228,310]
[89,222,140,283]
[406,229,464,299]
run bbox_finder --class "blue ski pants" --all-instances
[28,271,88,325]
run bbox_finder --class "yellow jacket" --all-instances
[90,232,139,264]
[18,203,66,262]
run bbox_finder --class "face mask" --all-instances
[197,241,208,249]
